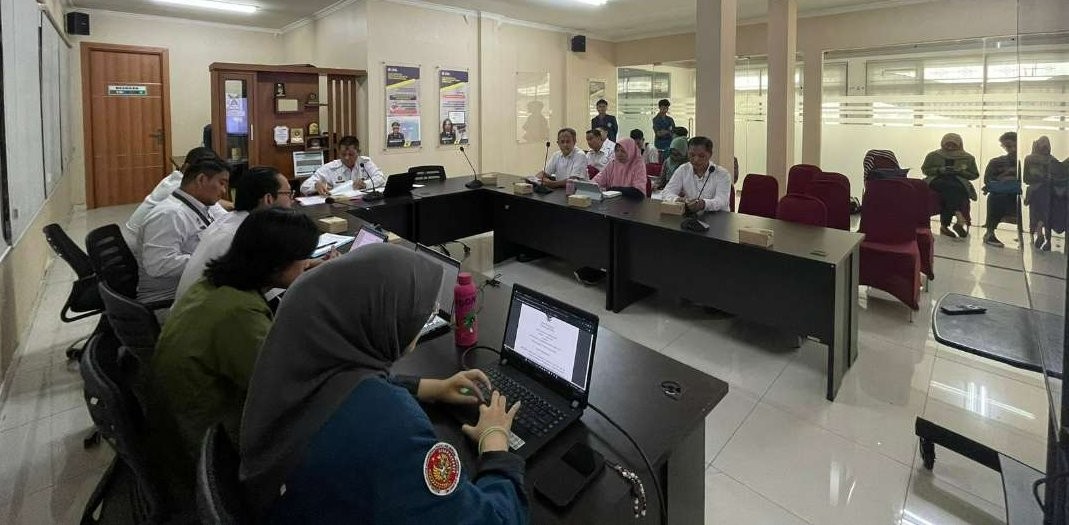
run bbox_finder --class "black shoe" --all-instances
[1042,239,1052,251]
[1035,234,1046,249]
[983,234,1004,247]
[940,226,957,238]
[516,252,544,263]
[953,223,968,238]
[573,267,605,286]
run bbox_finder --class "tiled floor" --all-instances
[0,208,1063,524]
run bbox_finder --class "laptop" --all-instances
[350,225,388,251]
[454,284,598,459]
[382,172,417,198]
[415,244,462,341]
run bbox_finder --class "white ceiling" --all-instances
[68,0,931,38]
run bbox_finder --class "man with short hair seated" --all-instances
[124,146,222,247]
[175,166,295,302]
[662,136,732,214]
[134,158,231,304]
[585,128,615,174]
[300,135,386,196]
[537,128,589,189]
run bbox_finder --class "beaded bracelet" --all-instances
[477,426,509,454]
[606,460,648,519]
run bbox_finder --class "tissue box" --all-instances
[738,226,774,248]
[567,194,591,208]
[660,200,685,215]
[317,216,348,234]
[481,173,497,185]
[386,231,404,244]
[513,182,533,195]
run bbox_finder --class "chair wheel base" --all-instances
[83,430,101,449]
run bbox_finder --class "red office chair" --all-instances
[815,172,850,193]
[645,163,662,178]
[776,194,827,227]
[860,179,921,313]
[806,180,851,230]
[905,178,936,283]
[787,164,822,195]
[738,174,779,219]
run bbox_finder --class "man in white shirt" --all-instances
[630,129,661,165]
[585,128,616,174]
[662,136,732,214]
[123,147,222,247]
[300,136,386,195]
[135,158,231,304]
[174,166,294,301]
[537,128,589,189]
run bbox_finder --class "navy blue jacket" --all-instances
[268,377,529,524]
[590,114,619,142]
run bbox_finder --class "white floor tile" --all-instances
[903,458,1006,525]
[763,337,935,466]
[0,368,50,431]
[0,419,53,507]
[706,470,810,525]
[49,407,113,484]
[0,465,103,525]
[714,402,912,525]
[704,389,759,466]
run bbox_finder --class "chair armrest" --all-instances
[143,299,174,311]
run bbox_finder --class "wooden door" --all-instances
[81,43,171,208]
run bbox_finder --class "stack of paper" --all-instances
[329,181,365,200]
[312,233,355,258]
[296,195,327,206]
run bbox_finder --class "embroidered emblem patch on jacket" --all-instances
[423,442,461,496]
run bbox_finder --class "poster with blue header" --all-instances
[385,64,421,148]
[438,69,469,146]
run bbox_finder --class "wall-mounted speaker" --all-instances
[66,12,90,36]
[570,35,586,53]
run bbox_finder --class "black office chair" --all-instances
[97,281,161,368]
[42,223,107,361]
[408,165,446,183]
[79,332,171,524]
[197,423,250,525]
[85,224,140,299]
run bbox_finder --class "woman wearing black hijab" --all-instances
[240,243,527,524]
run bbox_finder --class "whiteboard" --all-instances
[1,0,45,244]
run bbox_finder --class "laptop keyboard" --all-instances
[485,368,567,439]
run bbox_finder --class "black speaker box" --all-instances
[570,35,586,53]
[66,12,90,36]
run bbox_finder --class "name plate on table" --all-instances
[513,182,533,195]
[567,194,591,208]
[739,226,774,248]
[316,216,348,234]
[659,200,685,215]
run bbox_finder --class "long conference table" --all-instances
[315,173,864,401]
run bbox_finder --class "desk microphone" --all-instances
[460,146,483,189]
[533,141,554,195]
[361,162,384,202]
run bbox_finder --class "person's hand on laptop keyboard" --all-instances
[462,391,522,454]
[418,369,493,405]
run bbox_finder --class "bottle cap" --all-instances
[457,272,473,285]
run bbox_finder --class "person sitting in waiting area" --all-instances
[1025,136,1069,251]
[630,129,661,165]
[863,149,906,180]
[537,128,589,189]
[922,133,980,238]
[593,138,648,197]
[981,132,1019,248]
[134,158,231,304]
[590,99,619,142]
[585,128,615,174]
[673,126,689,138]
[174,166,294,302]
[146,208,319,505]
[123,146,222,247]
[658,135,689,190]
[662,136,732,214]
[301,135,386,196]
[240,244,527,524]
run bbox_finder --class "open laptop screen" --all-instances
[501,285,597,393]
[414,244,461,316]
[352,226,387,249]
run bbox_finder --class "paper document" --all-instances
[601,190,622,199]
[329,181,366,199]
[296,196,327,206]
[513,303,580,380]
[413,184,425,188]
[312,233,355,258]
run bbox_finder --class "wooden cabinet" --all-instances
[209,63,364,179]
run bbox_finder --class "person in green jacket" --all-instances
[145,207,319,506]
[922,133,980,238]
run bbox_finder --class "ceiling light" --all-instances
[155,0,258,14]
[573,0,609,6]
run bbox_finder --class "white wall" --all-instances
[67,10,286,205]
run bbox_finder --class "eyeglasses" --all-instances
[275,190,296,198]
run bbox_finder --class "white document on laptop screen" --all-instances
[514,302,580,380]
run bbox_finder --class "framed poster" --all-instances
[439,68,470,146]
[385,64,422,149]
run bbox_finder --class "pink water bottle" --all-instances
[453,272,478,347]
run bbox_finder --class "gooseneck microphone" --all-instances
[533,141,554,195]
[460,146,483,189]
[361,162,384,202]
